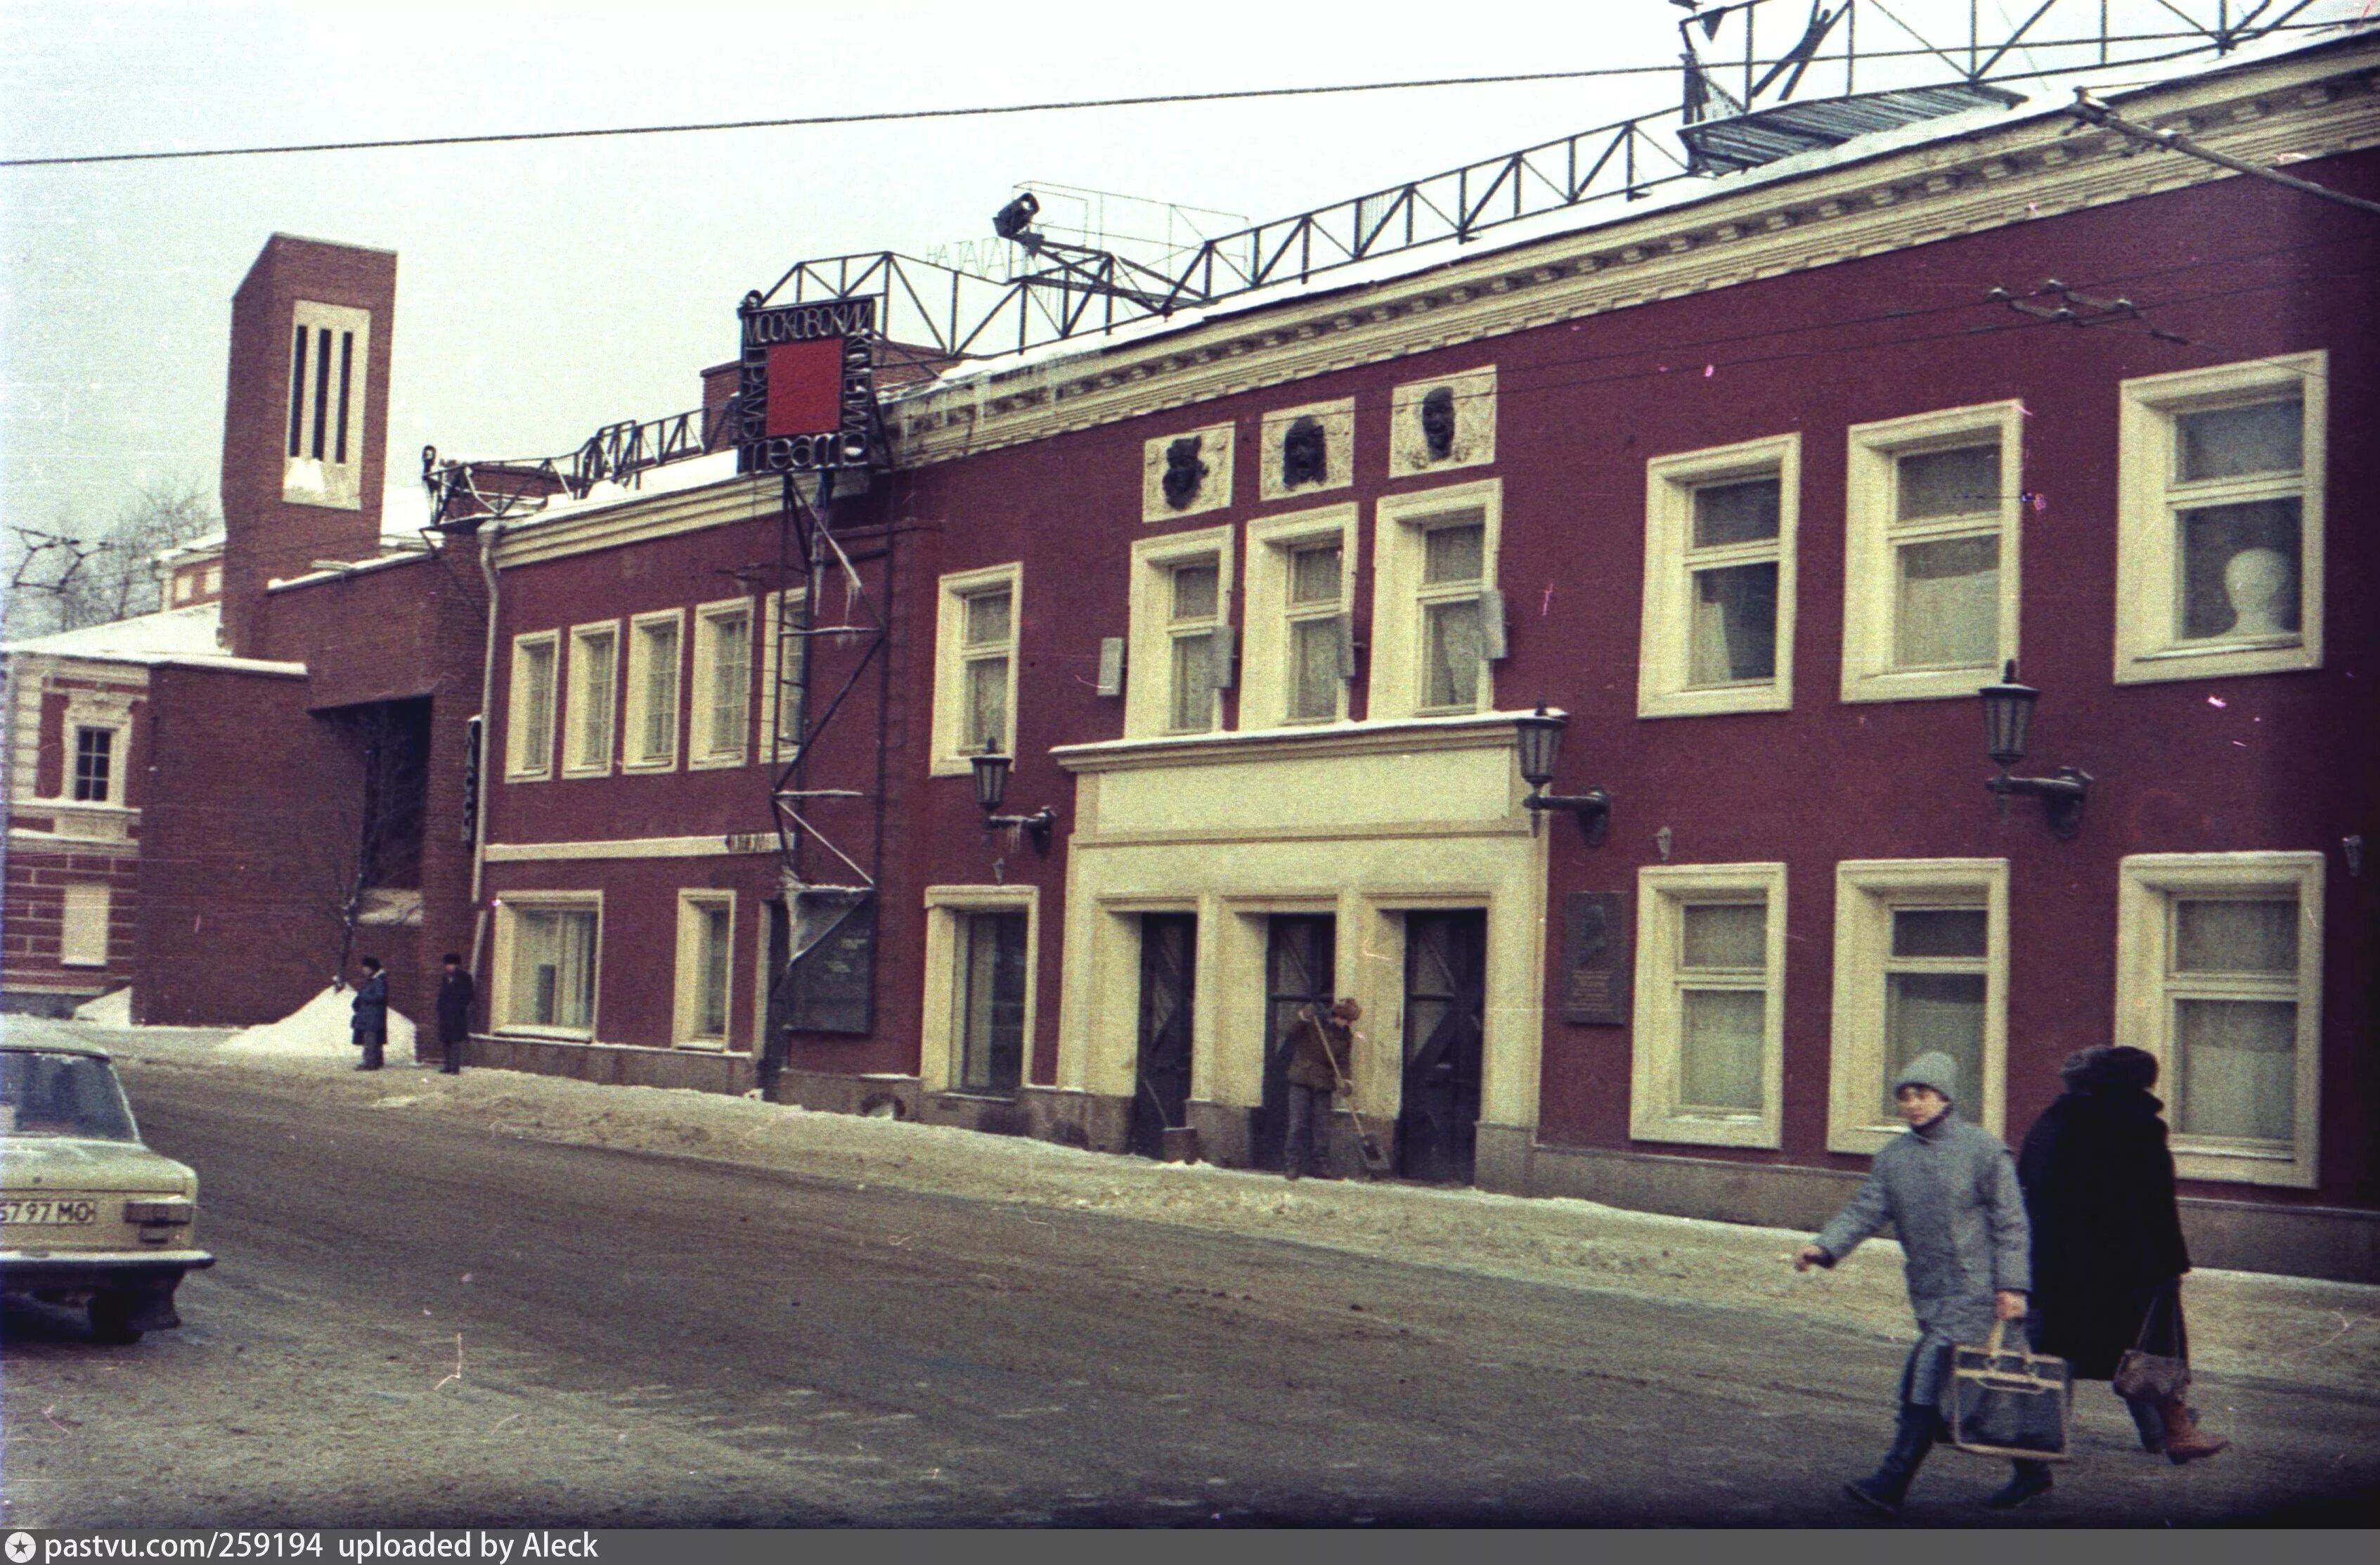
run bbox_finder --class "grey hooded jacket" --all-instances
[1809,1051,2031,1405]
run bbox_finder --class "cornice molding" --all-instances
[491,475,778,569]
[888,44,2379,469]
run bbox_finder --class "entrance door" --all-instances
[758,899,791,1099]
[1399,910,1486,1184]
[1130,914,1197,1160]
[1255,915,1335,1171]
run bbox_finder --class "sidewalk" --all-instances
[26,1010,2380,1397]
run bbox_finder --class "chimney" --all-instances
[217,235,399,657]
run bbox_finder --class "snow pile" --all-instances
[216,985,415,1060]
[72,988,134,1026]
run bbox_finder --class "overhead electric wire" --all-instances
[0,25,2348,170]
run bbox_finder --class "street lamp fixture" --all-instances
[1515,704,1611,845]
[1979,661,2090,839]
[969,740,1056,853]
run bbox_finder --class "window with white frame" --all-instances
[70,727,117,804]
[2115,354,2325,684]
[1638,435,1798,718]
[1371,480,1501,721]
[283,301,371,509]
[760,588,809,761]
[1828,859,2008,1154]
[202,564,221,595]
[2115,852,2322,1188]
[621,610,682,772]
[674,891,735,1046]
[1242,505,1356,729]
[920,887,1037,1098]
[1125,526,1233,740]
[929,565,1022,775]
[498,898,600,1034]
[505,632,559,780]
[1631,863,1786,1147]
[562,622,619,776]
[60,882,110,968]
[1842,404,2023,702]
[690,599,754,768]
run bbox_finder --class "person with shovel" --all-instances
[1282,998,1359,1181]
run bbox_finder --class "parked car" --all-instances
[1,1042,213,1343]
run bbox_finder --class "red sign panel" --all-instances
[764,337,848,437]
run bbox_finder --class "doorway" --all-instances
[1399,910,1486,1184]
[758,899,791,1099]
[1254,915,1335,1171]
[1130,913,1197,1160]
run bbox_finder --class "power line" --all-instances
[0,29,2338,170]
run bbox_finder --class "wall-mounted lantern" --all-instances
[1979,660,2090,839]
[970,740,1056,854]
[1515,704,1611,845]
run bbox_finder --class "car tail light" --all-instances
[123,1199,194,1225]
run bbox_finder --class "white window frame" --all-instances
[1828,858,2009,1154]
[2114,353,2326,685]
[673,890,737,1049]
[1242,503,1357,729]
[1631,862,1787,1148]
[505,631,560,782]
[283,300,371,510]
[491,891,602,1040]
[919,884,1039,1097]
[760,588,810,763]
[930,563,1023,778]
[688,597,754,771]
[1841,402,2024,703]
[1637,433,1799,719]
[621,609,683,774]
[1125,524,1235,740]
[1371,478,1501,721]
[59,882,111,969]
[561,619,621,778]
[67,723,124,806]
[2114,851,2323,1189]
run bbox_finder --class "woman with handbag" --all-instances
[2016,1045,2227,1464]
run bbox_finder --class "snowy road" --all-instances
[4,1043,2376,1527]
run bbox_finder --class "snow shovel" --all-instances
[1326,1045,1392,1178]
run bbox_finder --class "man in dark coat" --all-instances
[1281,998,1358,1180]
[434,952,476,1076]
[350,955,387,1071]
[2017,1044,2227,1463]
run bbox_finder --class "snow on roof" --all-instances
[150,530,228,566]
[475,447,748,535]
[266,543,439,593]
[4,603,222,662]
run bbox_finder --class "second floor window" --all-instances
[1418,522,1486,711]
[1166,560,1222,733]
[72,728,114,804]
[564,624,618,775]
[1639,434,1799,719]
[962,586,1014,752]
[507,633,557,780]
[691,600,753,767]
[624,612,682,771]
[1286,541,1345,723]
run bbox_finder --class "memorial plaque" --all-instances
[1562,891,1630,1026]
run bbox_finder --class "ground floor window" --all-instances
[503,901,599,1033]
[2115,852,2323,1188]
[675,892,734,1045]
[1630,863,1786,1148]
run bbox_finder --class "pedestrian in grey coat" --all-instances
[1794,1051,2044,1514]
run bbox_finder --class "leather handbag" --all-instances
[1948,1320,2071,1460]
[2113,1283,2192,1400]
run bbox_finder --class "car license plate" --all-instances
[0,1198,98,1226]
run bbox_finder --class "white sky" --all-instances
[0,1,2357,539]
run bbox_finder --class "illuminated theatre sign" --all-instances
[736,292,877,472]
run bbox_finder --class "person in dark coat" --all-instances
[2017,1044,2227,1464]
[434,952,476,1076]
[350,955,387,1071]
[1280,998,1358,1180]
[1795,1052,2043,1514]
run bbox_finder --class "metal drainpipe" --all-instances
[467,520,504,977]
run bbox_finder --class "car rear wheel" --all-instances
[88,1292,145,1345]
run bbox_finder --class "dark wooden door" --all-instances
[1253,915,1335,1171]
[1130,914,1197,1160]
[758,899,791,1099]
[1399,910,1486,1184]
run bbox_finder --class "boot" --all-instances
[1845,1402,1937,1516]
[1986,1459,2055,1510]
[2159,1397,2228,1464]
[2122,1393,2166,1454]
